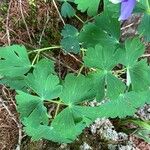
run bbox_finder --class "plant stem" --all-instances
[31,51,40,66]
[45,100,67,106]
[28,46,61,54]
[75,15,85,24]
[54,100,61,118]
[77,65,84,77]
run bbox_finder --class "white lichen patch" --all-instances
[80,142,92,150]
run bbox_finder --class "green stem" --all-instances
[75,15,84,24]
[54,100,61,118]
[28,46,61,54]
[45,100,67,106]
[77,65,84,77]
[126,67,131,87]
[31,51,40,66]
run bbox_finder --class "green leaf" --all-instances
[129,60,150,91]
[26,59,62,100]
[119,37,145,66]
[79,12,120,48]
[51,107,85,141]
[61,2,75,18]
[0,45,31,77]
[24,107,85,143]
[84,44,126,100]
[60,74,95,105]
[135,0,150,14]
[87,72,105,100]
[16,91,49,126]
[79,23,107,48]
[79,21,120,48]
[131,119,150,143]
[106,72,126,99]
[72,106,102,125]
[104,0,119,18]
[84,44,118,71]
[61,24,80,53]
[0,76,26,90]
[100,91,149,118]
[74,0,101,16]
[95,12,120,43]
[138,14,150,42]
[136,1,150,41]
[88,71,126,100]
[117,38,149,91]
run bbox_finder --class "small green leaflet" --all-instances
[74,0,101,16]
[24,107,85,143]
[0,76,26,90]
[119,37,145,66]
[99,91,150,118]
[26,59,62,100]
[24,105,103,143]
[61,2,75,18]
[87,72,105,100]
[129,60,150,91]
[60,74,95,105]
[131,119,150,143]
[0,45,31,77]
[136,1,150,41]
[79,23,107,48]
[104,0,119,18]
[16,91,49,126]
[118,38,150,91]
[95,12,120,42]
[50,107,85,142]
[138,14,150,42]
[60,24,80,53]
[79,13,120,48]
[84,44,126,100]
[136,0,150,13]
[84,45,118,71]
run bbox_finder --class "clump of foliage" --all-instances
[0,0,150,143]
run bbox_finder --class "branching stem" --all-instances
[28,46,61,54]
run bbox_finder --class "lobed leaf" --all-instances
[61,2,75,18]
[74,0,101,16]
[0,45,31,77]
[16,91,49,126]
[138,14,150,42]
[60,74,95,105]
[26,59,62,100]
[61,24,80,53]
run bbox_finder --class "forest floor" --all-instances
[0,1,150,150]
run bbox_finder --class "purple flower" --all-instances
[110,0,137,21]
[119,0,137,21]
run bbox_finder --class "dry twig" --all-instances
[0,97,22,150]
[18,0,32,44]
[5,0,12,45]
[52,0,65,25]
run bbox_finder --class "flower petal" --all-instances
[119,0,136,21]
